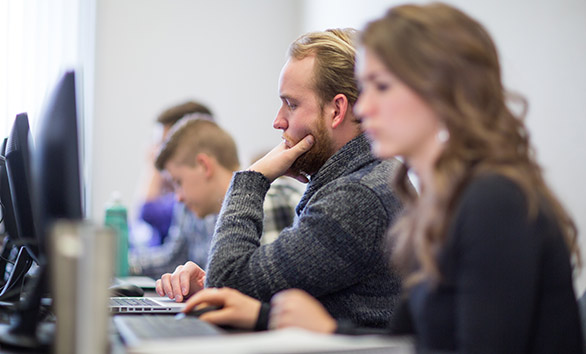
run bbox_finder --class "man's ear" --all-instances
[195,153,215,179]
[330,93,349,129]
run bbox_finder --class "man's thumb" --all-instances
[296,135,314,151]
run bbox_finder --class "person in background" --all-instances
[156,28,406,329]
[131,100,213,248]
[262,3,583,353]
[132,117,301,277]
[129,101,216,277]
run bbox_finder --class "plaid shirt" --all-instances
[260,177,303,245]
[129,179,303,278]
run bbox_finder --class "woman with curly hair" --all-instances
[180,3,583,352]
[268,3,584,353]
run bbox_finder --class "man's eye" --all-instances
[286,101,297,110]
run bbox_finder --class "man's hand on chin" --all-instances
[248,135,314,183]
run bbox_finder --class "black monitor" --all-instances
[4,113,39,262]
[0,71,83,349]
[32,70,83,254]
[0,135,33,301]
[0,114,38,302]
[0,137,26,288]
[0,138,20,245]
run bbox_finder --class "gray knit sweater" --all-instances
[205,134,403,328]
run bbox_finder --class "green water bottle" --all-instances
[104,192,129,277]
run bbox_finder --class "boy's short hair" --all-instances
[155,116,239,172]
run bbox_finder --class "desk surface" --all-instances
[111,315,414,354]
[0,306,414,354]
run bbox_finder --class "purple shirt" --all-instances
[138,193,175,242]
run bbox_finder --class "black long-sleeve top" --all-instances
[336,174,584,353]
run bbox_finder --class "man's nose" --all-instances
[273,107,288,130]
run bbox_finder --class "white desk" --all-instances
[122,327,414,354]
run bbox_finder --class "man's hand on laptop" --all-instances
[248,134,314,183]
[156,261,206,302]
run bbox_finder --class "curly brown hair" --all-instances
[361,2,580,286]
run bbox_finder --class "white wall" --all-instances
[91,0,300,222]
[301,0,586,291]
[0,0,82,137]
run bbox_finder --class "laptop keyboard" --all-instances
[110,298,159,307]
[116,314,223,340]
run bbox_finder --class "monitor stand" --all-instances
[0,262,52,349]
[0,246,34,301]
[0,237,14,287]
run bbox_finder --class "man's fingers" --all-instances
[299,135,314,150]
[247,135,313,183]
[170,273,184,302]
[161,274,174,300]
[287,135,314,158]
[179,270,191,296]
[155,279,164,297]
[295,135,314,153]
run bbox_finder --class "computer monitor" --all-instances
[32,70,83,255]
[0,71,83,349]
[0,138,20,245]
[0,113,39,302]
[4,113,39,262]
[0,138,20,286]
[0,136,35,299]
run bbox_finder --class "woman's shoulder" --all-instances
[448,173,532,240]
[458,173,526,210]
[465,173,521,194]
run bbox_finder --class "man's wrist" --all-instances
[232,170,272,191]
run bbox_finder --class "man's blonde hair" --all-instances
[155,116,239,172]
[288,28,359,112]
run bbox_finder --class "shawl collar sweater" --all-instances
[206,134,403,327]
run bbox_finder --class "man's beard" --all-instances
[288,113,336,177]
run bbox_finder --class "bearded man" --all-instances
[156,28,404,328]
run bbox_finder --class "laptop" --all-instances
[110,296,186,314]
[113,276,157,290]
[114,314,225,347]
